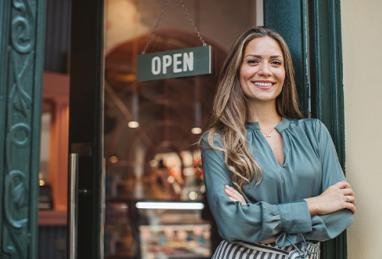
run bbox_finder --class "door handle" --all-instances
[69,153,79,259]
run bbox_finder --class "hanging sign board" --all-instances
[137,45,212,81]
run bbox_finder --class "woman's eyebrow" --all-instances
[244,54,283,59]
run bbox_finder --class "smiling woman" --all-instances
[239,36,285,104]
[200,27,355,259]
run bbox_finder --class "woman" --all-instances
[200,27,355,258]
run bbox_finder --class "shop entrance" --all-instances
[68,0,347,259]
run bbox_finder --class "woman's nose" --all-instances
[258,62,271,76]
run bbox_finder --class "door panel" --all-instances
[69,0,104,258]
[102,1,258,258]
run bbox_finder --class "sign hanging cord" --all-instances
[141,0,207,54]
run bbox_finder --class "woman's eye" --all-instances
[247,59,259,65]
[271,60,283,66]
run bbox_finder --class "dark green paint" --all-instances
[264,0,310,115]
[137,46,212,81]
[265,1,347,258]
[0,0,46,258]
[309,1,347,258]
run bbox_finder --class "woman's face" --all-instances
[239,36,285,105]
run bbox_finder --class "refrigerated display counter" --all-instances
[105,200,212,259]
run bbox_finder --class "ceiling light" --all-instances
[191,127,202,135]
[128,120,139,128]
[136,201,204,210]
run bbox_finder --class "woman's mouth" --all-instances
[252,81,275,89]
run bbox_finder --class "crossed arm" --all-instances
[224,181,356,244]
[225,181,356,215]
[202,120,355,247]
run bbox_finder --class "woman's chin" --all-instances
[245,94,278,103]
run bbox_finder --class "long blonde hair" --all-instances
[205,27,303,189]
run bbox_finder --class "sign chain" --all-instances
[142,0,170,54]
[142,0,206,54]
[177,0,206,46]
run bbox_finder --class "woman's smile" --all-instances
[252,80,276,90]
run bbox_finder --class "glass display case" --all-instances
[138,201,210,259]
[105,200,211,259]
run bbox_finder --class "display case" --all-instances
[105,200,211,259]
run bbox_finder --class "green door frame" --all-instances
[0,0,46,259]
[264,0,347,259]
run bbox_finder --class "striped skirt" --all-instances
[212,240,320,259]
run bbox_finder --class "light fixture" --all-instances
[127,89,140,129]
[39,179,46,187]
[136,201,204,210]
[192,77,202,135]
[128,120,139,128]
[109,155,120,164]
[191,127,202,135]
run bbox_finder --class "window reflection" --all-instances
[104,29,226,201]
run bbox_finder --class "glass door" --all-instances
[69,1,260,258]
[102,1,258,258]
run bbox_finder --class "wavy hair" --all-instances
[205,27,303,190]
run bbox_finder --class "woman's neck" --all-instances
[246,101,282,127]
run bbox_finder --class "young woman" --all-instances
[201,27,355,258]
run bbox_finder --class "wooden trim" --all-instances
[39,210,67,226]
[43,72,70,98]
[43,72,69,212]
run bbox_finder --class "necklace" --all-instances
[260,118,282,138]
[261,127,276,138]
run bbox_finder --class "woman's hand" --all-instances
[224,185,247,205]
[305,181,356,215]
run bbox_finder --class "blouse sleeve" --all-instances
[278,119,354,246]
[306,119,354,240]
[201,134,313,244]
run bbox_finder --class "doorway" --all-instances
[67,0,347,259]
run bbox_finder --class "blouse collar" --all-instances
[245,117,290,133]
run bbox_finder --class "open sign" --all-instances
[137,46,212,81]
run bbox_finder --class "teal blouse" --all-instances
[201,118,353,247]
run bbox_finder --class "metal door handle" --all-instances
[69,153,79,259]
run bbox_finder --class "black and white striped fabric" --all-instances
[212,240,320,259]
